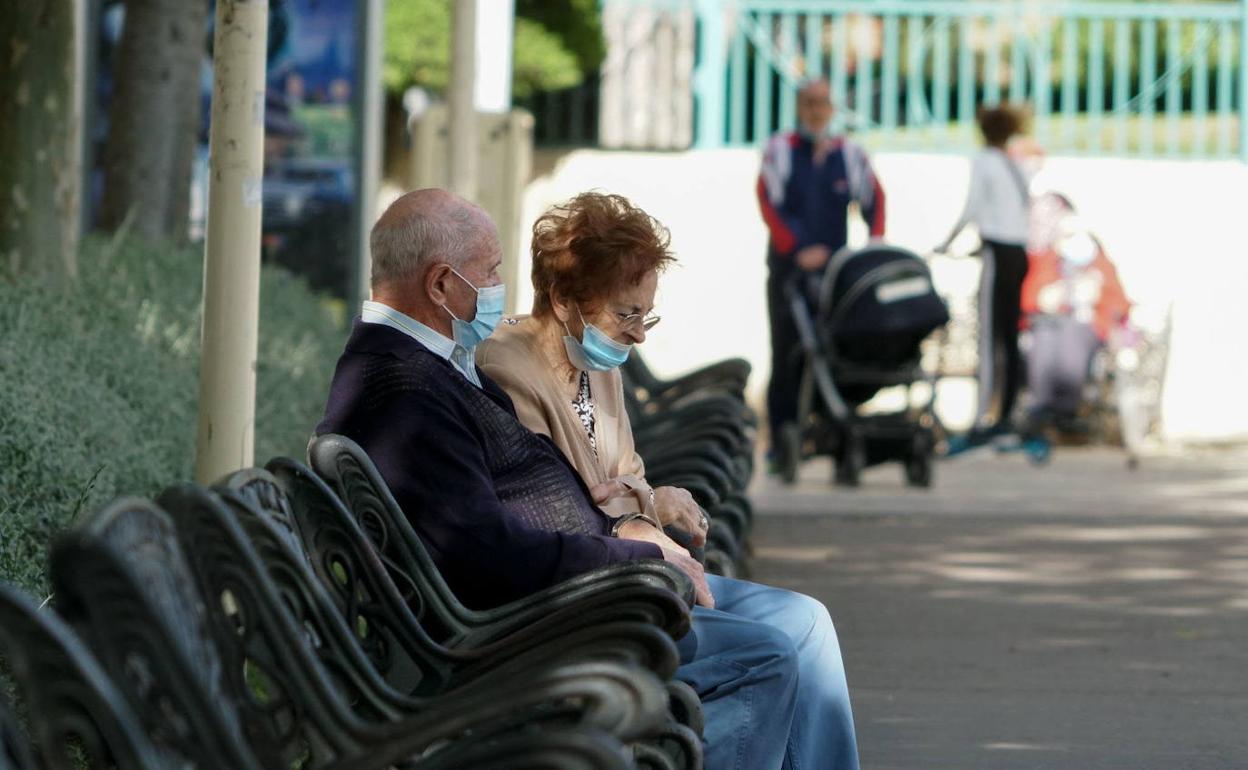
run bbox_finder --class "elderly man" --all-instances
[757,78,886,476]
[317,189,859,770]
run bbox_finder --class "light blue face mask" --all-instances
[563,307,632,372]
[1059,232,1098,268]
[443,267,505,350]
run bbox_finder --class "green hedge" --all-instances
[0,235,347,596]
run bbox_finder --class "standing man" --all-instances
[756,78,886,474]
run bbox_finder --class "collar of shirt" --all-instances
[360,300,482,388]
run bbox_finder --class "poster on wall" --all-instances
[93,0,363,298]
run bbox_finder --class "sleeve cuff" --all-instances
[610,511,661,536]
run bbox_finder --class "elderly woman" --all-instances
[477,192,860,770]
[477,200,702,544]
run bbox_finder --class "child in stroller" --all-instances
[775,243,949,487]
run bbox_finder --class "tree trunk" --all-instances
[0,0,82,284]
[98,0,208,241]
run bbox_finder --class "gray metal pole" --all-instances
[194,0,269,484]
[449,0,478,200]
[356,0,384,305]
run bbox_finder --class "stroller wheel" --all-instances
[905,431,935,488]
[905,454,933,487]
[834,430,865,488]
[778,422,802,485]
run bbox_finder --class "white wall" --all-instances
[519,149,1248,443]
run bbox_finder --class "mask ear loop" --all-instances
[441,265,474,323]
[448,265,479,294]
[562,304,584,340]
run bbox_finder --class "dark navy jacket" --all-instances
[756,131,886,265]
[316,320,662,610]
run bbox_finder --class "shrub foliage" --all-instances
[0,235,346,595]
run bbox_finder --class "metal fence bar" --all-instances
[984,15,1002,105]
[1060,17,1078,145]
[1240,0,1247,161]
[695,0,727,147]
[906,14,925,127]
[1216,20,1232,156]
[957,16,975,124]
[1165,19,1182,155]
[806,10,823,81]
[881,13,900,129]
[779,12,798,130]
[1089,17,1106,152]
[730,16,748,143]
[854,16,873,129]
[1140,18,1158,155]
[753,11,773,141]
[933,14,951,126]
[1113,18,1131,154]
[1193,22,1210,155]
[1009,16,1027,103]
[1034,17,1053,143]
[832,14,850,115]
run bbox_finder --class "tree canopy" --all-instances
[383,0,603,98]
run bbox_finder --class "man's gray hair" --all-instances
[369,200,483,285]
[797,77,831,100]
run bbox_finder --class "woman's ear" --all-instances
[550,289,573,325]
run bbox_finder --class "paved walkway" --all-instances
[748,446,1248,770]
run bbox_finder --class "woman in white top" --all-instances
[937,105,1033,438]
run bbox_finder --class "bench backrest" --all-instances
[308,434,470,643]
[49,498,264,770]
[244,460,455,696]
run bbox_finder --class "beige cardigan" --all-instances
[477,316,656,521]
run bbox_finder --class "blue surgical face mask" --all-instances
[563,307,632,372]
[442,267,505,350]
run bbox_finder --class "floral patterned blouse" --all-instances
[571,370,597,457]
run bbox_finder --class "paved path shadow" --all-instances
[749,447,1248,770]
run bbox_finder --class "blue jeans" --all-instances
[675,575,859,770]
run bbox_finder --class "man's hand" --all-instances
[617,518,715,608]
[795,244,831,270]
[653,486,707,547]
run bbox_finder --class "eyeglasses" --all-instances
[615,312,661,332]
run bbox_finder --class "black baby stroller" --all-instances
[777,244,950,487]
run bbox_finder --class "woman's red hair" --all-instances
[530,192,674,318]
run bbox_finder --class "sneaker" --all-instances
[1022,436,1053,465]
[944,432,986,457]
[946,423,1005,455]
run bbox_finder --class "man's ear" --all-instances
[425,263,453,306]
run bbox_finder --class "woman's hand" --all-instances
[653,486,708,547]
[589,477,632,504]
[617,518,714,608]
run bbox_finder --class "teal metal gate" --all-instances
[605,0,1248,159]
